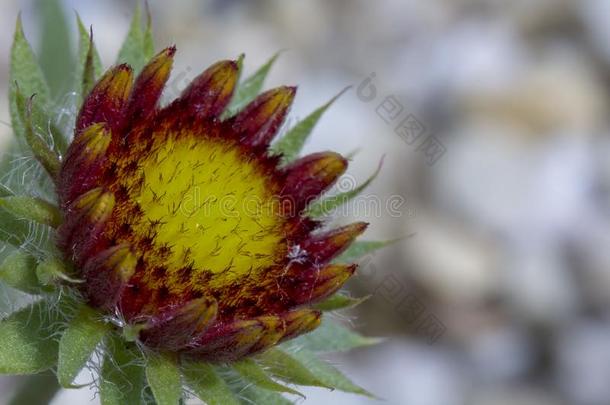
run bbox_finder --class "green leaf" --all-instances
[314,293,369,311]
[272,87,349,164]
[37,0,73,99]
[117,3,151,74]
[224,52,281,117]
[183,361,240,405]
[9,15,51,148]
[290,319,381,353]
[0,207,38,249]
[76,14,103,100]
[0,300,62,374]
[100,336,145,405]
[0,196,61,228]
[14,86,61,178]
[142,4,155,61]
[256,348,331,389]
[145,352,182,405]
[289,348,373,397]
[233,358,302,397]
[237,385,293,405]
[306,158,383,218]
[58,304,109,388]
[37,257,83,286]
[333,240,397,264]
[0,250,46,294]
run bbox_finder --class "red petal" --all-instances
[125,46,176,123]
[288,263,357,305]
[233,86,296,149]
[300,222,368,264]
[172,60,239,120]
[57,187,115,267]
[188,319,263,362]
[139,297,217,350]
[76,64,133,134]
[82,244,136,310]
[279,309,322,342]
[281,152,347,213]
[58,123,111,207]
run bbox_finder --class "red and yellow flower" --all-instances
[57,47,367,361]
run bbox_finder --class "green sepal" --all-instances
[13,86,61,179]
[145,352,182,405]
[236,384,293,405]
[37,257,83,286]
[76,14,103,100]
[9,15,51,150]
[233,358,303,397]
[290,319,381,353]
[306,157,383,218]
[0,196,61,228]
[0,300,63,375]
[37,0,72,100]
[256,348,331,389]
[117,3,154,74]
[272,87,350,164]
[0,250,49,295]
[224,52,281,118]
[333,239,398,263]
[314,293,370,311]
[0,207,40,249]
[289,348,373,397]
[58,304,109,388]
[182,361,240,405]
[100,336,145,405]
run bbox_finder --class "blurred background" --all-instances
[2,0,610,404]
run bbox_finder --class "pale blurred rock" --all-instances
[404,211,500,303]
[555,321,610,405]
[462,59,607,135]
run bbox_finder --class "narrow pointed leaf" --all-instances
[100,336,145,405]
[117,4,148,73]
[333,240,397,263]
[0,250,46,294]
[145,352,181,405]
[0,300,62,374]
[224,52,281,117]
[9,15,50,147]
[273,87,349,163]
[14,88,61,178]
[37,0,72,98]
[58,304,109,388]
[233,358,302,397]
[0,196,61,228]
[142,4,155,60]
[257,348,331,389]
[76,14,103,99]
[289,319,381,353]
[307,158,383,218]
[289,348,373,397]
[314,293,369,311]
[183,361,240,405]
[237,385,293,405]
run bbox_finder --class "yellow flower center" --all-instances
[111,130,288,298]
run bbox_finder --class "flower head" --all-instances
[57,47,367,361]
